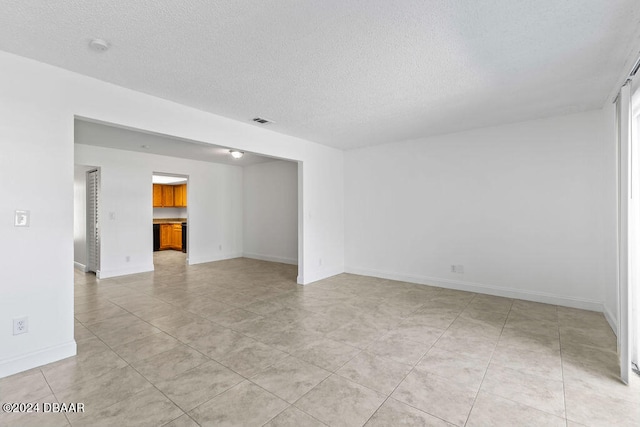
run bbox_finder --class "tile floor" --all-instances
[1,251,639,426]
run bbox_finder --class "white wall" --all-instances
[243,160,298,264]
[0,50,344,378]
[73,165,94,270]
[345,110,618,311]
[0,55,77,377]
[75,144,243,277]
[153,207,187,219]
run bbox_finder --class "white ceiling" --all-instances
[2,1,640,150]
[74,119,277,166]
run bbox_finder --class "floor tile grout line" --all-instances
[360,289,474,427]
[38,368,73,427]
[160,412,201,427]
[462,298,513,426]
[558,304,570,426]
[323,286,451,399]
[469,304,571,424]
[124,359,206,425]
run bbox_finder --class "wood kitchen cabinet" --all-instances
[153,184,163,207]
[162,185,175,207]
[152,183,188,208]
[159,224,173,250]
[171,224,182,250]
[174,184,187,207]
[159,223,183,251]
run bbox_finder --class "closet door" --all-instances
[87,169,100,274]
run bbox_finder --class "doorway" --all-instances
[152,173,188,265]
[74,118,302,282]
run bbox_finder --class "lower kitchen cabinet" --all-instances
[159,224,173,250]
[158,223,183,251]
[171,224,182,250]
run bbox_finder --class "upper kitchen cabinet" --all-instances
[152,183,188,208]
[174,184,187,207]
[153,184,163,207]
[162,185,175,207]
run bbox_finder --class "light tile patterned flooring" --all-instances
[1,251,639,426]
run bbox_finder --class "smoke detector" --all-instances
[252,117,274,125]
[89,38,110,52]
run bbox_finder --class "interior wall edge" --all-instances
[300,265,345,285]
[604,304,619,336]
[73,262,88,273]
[96,263,154,279]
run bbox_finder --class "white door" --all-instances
[86,169,100,274]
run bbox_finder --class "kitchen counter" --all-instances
[153,218,186,224]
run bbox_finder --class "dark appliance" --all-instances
[153,224,160,251]
[181,222,187,253]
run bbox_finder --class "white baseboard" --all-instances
[603,304,618,336]
[345,266,604,312]
[188,252,243,265]
[299,264,344,285]
[73,262,88,272]
[0,340,76,379]
[97,263,154,279]
[243,252,298,265]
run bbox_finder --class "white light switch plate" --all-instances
[14,210,30,227]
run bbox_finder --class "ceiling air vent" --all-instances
[252,117,274,125]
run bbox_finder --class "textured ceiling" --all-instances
[75,119,277,167]
[2,1,640,149]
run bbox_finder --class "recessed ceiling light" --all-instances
[89,38,110,52]
[229,150,244,159]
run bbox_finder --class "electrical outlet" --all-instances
[451,265,456,273]
[13,317,28,335]
[14,210,30,227]
[125,255,130,262]
[219,244,222,251]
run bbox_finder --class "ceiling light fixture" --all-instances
[89,38,110,52]
[229,150,244,159]
[252,117,274,125]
